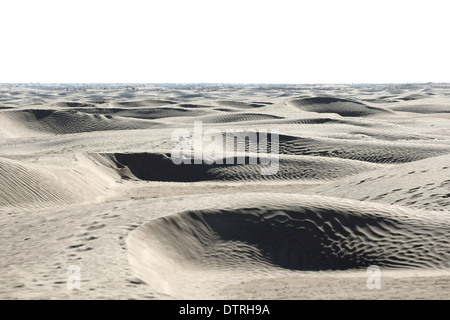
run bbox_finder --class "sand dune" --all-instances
[200,112,284,123]
[0,155,117,208]
[243,133,450,164]
[0,157,80,207]
[1,83,450,300]
[110,99,178,108]
[287,96,393,117]
[178,103,215,109]
[127,193,450,297]
[52,102,98,108]
[0,109,164,135]
[93,152,379,182]
[389,103,450,114]
[215,100,267,109]
[284,137,450,164]
[310,154,450,211]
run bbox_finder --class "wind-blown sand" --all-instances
[0,83,449,299]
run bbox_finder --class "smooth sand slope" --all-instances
[0,83,450,299]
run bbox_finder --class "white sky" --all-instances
[0,0,449,84]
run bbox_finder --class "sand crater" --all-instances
[127,195,450,295]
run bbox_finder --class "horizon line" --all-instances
[1,82,448,86]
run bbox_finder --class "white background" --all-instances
[0,0,449,83]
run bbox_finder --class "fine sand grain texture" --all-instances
[0,83,449,299]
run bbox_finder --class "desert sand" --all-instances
[0,83,449,300]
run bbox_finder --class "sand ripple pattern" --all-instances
[0,157,79,207]
[270,134,450,164]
